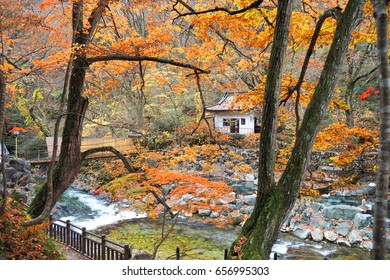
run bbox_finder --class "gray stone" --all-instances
[4,168,17,181]
[210,211,220,218]
[9,159,31,172]
[300,208,314,225]
[244,181,255,189]
[362,184,376,196]
[323,205,361,220]
[360,230,373,240]
[348,230,363,244]
[336,239,351,247]
[324,231,338,242]
[342,189,352,197]
[176,194,194,205]
[311,228,324,242]
[361,241,373,250]
[244,173,255,181]
[146,158,158,168]
[228,212,245,226]
[293,227,311,240]
[309,202,325,213]
[336,222,353,237]
[310,216,326,229]
[353,213,372,229]
[320,166,342,172]
[198,209,212,217]
[243,195,256,206]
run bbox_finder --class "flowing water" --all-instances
[54,188,373,260]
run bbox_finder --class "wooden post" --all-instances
[124,244,131,260]
[48,215,53,238]
[81,227,86,255]
[66,220,71,246]
[101,235,106,260]
[224,248,228,260]
[176,247,180,260]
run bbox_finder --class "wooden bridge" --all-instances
[29,136,140,165]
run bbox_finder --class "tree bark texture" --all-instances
[0,70,6,215]
[28,0,102,217]
[229,0,365,259]
[371,0,390,260]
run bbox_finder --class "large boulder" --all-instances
[310,216,327,229]
[353,213,373,229]
[228,212,245,226]
[8,158,31,172]
[335,222,353,237]
[324,231,338,242]
[198,209,212,217]
[348,230,363,245]
[293,227,311,240]
[311,228,324,242]
[323,205,361,220]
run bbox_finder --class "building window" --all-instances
[241,118,246,125]
[223,119,230,126]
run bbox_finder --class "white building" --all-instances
[206,93,261,135]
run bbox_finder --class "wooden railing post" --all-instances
[124,244,131,260]
[48,215,53,238]
[176,247,180,260]
[224,248,228,260]
[101,235,106,260]
[81,227,86,255]
[66,220,71,246]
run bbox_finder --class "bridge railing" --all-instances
[48,219,131,260]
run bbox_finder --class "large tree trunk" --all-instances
[229,0,365,259]
[0,70,6,215]
[28,0,96,217]
[371,0,390,260]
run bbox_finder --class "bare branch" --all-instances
[173,0,264,20]
[279,7,342,131]
[87,54,210,74]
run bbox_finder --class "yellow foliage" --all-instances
[233,164,253,174]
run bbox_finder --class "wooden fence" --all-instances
[48,219,131,260]
[48,219,278,260]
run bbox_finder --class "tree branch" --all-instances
[173,0,264,20]
[279,7,342,131]
[87,54,210,74]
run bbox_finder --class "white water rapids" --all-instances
[56,188,146,230]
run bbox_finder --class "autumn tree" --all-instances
[27,0,208,221]
[172,0,367,258]
[0,0,54,214]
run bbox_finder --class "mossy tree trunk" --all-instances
[229,0,366,259]
[371,0,390,260]
[28,0,105,218]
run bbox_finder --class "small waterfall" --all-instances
[53,188,146,230]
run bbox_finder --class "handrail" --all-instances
[49,218,131,260]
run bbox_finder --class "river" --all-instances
[53,188,373,260]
